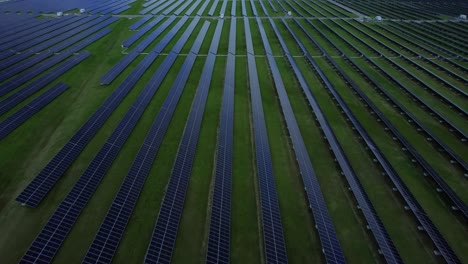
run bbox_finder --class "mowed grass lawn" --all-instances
[0,1,467,263]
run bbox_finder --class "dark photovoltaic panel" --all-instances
[0,83,69,140]
[83,20,209,264]
[316,19,468,219]
[15,52,158,208]
[282,19,403,264]
[208,0,219,16]
[134,16,179,53]
[122,16,164,48]
[16,12,193,208]
[7,16,93,53]
[139,0,165,15]
[68,28,113,53]
[19,50,164,263]
[185,0,202,16]
[219,0,228,15]
[0,51,73,97]
[129,15,151,30]
[0,15,79,51]
[244,17,288,264]
[260,17,346,263]
[173,0,194,15]
[206,18,235,264]
[144,21,216,264]
[0,51,54,82]
[0,52,90,116]
[100,16,181,85]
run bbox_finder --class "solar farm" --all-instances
[0,0,467,263]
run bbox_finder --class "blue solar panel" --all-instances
[0,51,53,82]
[0,18,54,44]
[68,28,113,53]
[282,18,403,264]
[122,16,164,48]
[139,0,165,15]
[109,4,132,14]
[0,15,78,50]
[0,83,69,140]
[144,21,215,264]
[318,19,468,219]
[10,16,99,53]
[250,0,258,16]
[230,0,236,16]
[185,0,202,16]
[219,0,228,15]
[241,0,247,16]
[0,51,73,97]
[0,52,89,117]
[173,0,194,15]
[261,17,346,263]
[83,22,211,264]
[134,16,178,52]
[206,18,235,264]
[243,17,288,263]
[129,15,151,30]
[161,0,185,15]
[15,52,158,208]
[150,0,179,15]
[306,18,463,264]
[208,0,219,16]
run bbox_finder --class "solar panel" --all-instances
[243,17,288,263]
[219,0,228,15]
[260,17,346,263]
[161,0,185,15]
[282,18,403,264]
[0,83,69,140]
[10,16,97,53]
[122,16,164,48]
[206,18,235,264]
[0,51,73,97]
[144,21,215,264]
[0,52,89,117]
[129,15,151,30]
[134,16,178,52]
[208,0,219,16]
[83,22,211,264]
[173,0,194,15]
[0,51,54,82]
[185,0,202,16]
[15,52,158,208]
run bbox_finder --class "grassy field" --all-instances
[0,0,467,263]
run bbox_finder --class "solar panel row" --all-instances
[206,18,236,264]
[310,21,468,177]
[185,0,203,16]
[122,16,164,48]
[100,16,185,85]
[161,0,185,15]
[231,0,236,16]
[0,17,56,45]
[262,17,347,263]
[0,51,90,117]
[319,37,463,264]
[244,17,288,264]
[142,0,158,8]
[135,16,180,52]
[109,4,132,15]
[317,20,468,219]
[15,52,157,208]
[344,20,467,116]
[208,0,219,16]
[11,16,95,53]
[0,15,78,50]
[139,0,164,15]
[129,15,152,30]
[83,20,209,264]
[0,51,73,97]
[197,0,212,16]
[250,0,258,16]
[31,15,111,53]
[150,0,180,15]
[219,0,228,15]
[19,51,169,263]
[241,0,247,16]
[68,28,113,53]
[144,21,214,264]
[173,0,195,15]
[0,51,54,83]
[0,83,69,140]
[51,18,118,53]
[282,19,403,264]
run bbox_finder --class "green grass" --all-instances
[1,1,468,263]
